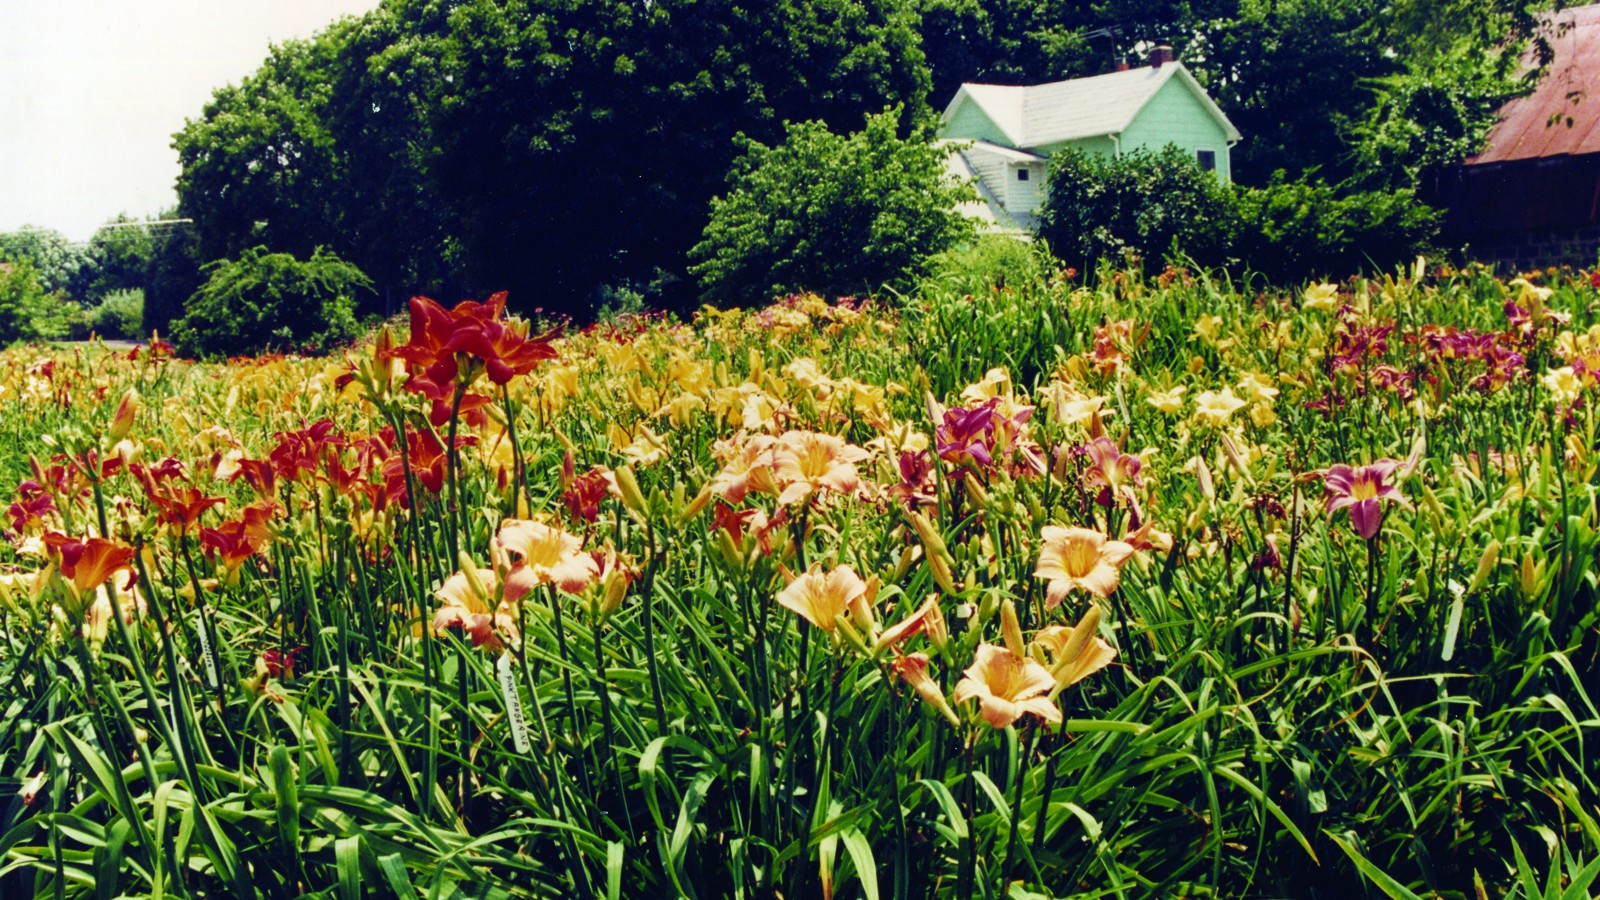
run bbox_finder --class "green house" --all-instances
[937,50,1242,232]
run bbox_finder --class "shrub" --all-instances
[91,289,145,340]
[1035,147,1439,281]
[1036,145,1239,271]
[1235,175,1440,281]
[170,246,371,357]
[690,107,975,306]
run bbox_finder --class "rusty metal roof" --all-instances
[1471,4,1600,164]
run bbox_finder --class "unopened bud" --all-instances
[1466,540,1500,594]
[614,465,648,516]
[1001,599,1024,656]
[109,389,139,442]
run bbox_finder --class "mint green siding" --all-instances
[1034,135,1119,159]
[1118,79,1233,182]
[943,99,1010,145]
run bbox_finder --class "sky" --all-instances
[0,0,380,243]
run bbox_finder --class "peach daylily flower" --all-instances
[771,431,870,507]
[707,434,779,503]
[432,567,511,651]
[893,652,959,725]
[496,519,600,595]
[776,564,870,633]
[951,643,1061,729]
[1035,526,1136,607]
[1033,605,1118,695]
[874,594,946,652]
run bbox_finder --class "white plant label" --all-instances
[498,653,530,754]
[196,616,219,689]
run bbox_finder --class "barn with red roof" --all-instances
[1431,4,1600,269]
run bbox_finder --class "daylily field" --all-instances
[1,259,1597,899]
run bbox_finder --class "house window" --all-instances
[1016,168,1030,182]
[1196,149,1217,172]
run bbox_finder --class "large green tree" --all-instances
[690,107,974,304]
[419,0,931,313]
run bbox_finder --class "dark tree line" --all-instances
[163,0,1554,320]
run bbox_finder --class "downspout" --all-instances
[1111,133,1122,160]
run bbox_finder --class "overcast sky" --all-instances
[0,0,380,242]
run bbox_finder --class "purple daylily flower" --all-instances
[1321,459,1413,540]
[937,401,997,470]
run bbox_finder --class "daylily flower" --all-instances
[771,431,869,507]
[1542,366,1583,406]
[1033,605,1117,694]
[952,643,1061,729]
[1146,385,1186,414]
[874,593,946,652]
[776,564,871,633]
[1035,526,1136,607]
[1082,436,1142,508]
[391,293,558,388]
[1303,283,1340,312]
[432,566,512,651]
[42,534,136,597]
[707,434,779,503]
[1193,388,1247,428]
[892,652,959,725]
[496,519,601,596]
[1319,459,1413,540]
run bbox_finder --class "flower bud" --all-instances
[1466,540,1500,594]
[109,389,139,442]
[893,652,959,726]
[1000,599,1024,656]
[613,465,648,517]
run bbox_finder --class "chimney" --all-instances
[1150,45,1175,68]
[1114,57,1130,72]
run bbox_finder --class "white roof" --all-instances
[941,63,1241,149]
[933,138,1045,164]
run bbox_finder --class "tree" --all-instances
[0,259,60,344]
[916,0,1101,107]
[84,216,158,301]
[420,0,931,315]
[690,108,974,305]
[143,217,203,338]
[169,247,372,358]
[173,28,348,268]
[0,226,98,301]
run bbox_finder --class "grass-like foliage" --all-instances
[0,262,1596,898]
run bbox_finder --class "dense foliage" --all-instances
[691,109,974,305]
[169,247,371,358]
[1,262,1596,897]
[160,0,1552,320]
[1036,146,1239,270]
[1038,148,1441,278]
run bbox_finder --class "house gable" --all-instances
[1120,75,1237,181]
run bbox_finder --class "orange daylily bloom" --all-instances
[775,564,870,633]
[952,643,1061,729]
[1035,525,1136,607]
[43,534,135,597]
